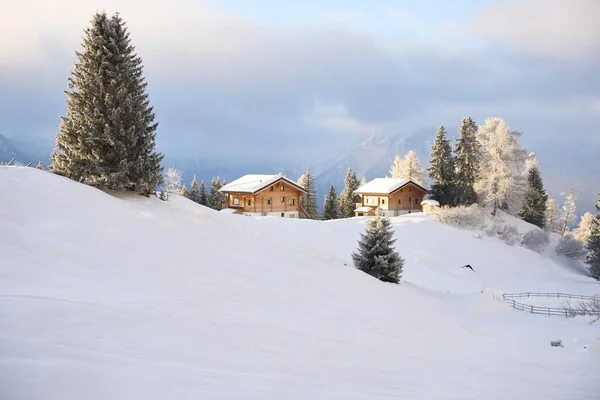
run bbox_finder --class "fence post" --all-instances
[530,305,534,313]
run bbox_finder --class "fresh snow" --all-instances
[421,199,440,206]
[219,173,287,193]
[1,167,599,400]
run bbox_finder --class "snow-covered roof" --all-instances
[420,199,440,206]
[219,174,306,194]
[355,206,375,212]
[354,178,427,195]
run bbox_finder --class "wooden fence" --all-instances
[502,292,600,318]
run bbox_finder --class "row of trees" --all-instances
[161,167,227,210]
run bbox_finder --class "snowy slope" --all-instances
[1,167,599,400]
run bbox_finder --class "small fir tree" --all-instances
[208,177,227,210]
[351,208,404,284]
[199,180,208,206]
[586,195,600,281]
[454,117,481,205]
[189,176,200,203]
[297,168,319,219]
[427,125,457,206]
[179,183,188,198]
[338,168,361,218]
[518,158,548,228]
[323,184,340,220]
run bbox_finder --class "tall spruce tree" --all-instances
[323,184,340,220]
[586,195,600,281]
[518,160,548,228]
[199,180,208,206]
[189,176,200,203]
[50,12,163,195]
[352,208,404,284]
[297,168,319,219]
[208,177,226,210]
[338,168,361,218]
[454,117,481,205]
[427,125,456,206]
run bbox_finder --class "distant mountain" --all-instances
[0,134,33,165]
[313,128,437,209]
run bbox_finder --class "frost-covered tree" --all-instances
[178,183,188,198]
[474,117,528,215]
[454,117,481,205]
[189,176,200,203]
[556,234,587,260]
[427,125,457,206]
[338,168,361,218]
[208,177,226,210]
[573,212,594,244]
[518,155,547,228]
[199,180,208,206]
[390,150,426,184]
[297,168,319,219]
[352,208,404,284]
[558,190,577,236]
[545,198,560,233]
[322,184,340,220]
[360,176,368,186]
[36,162,45,170]
[162,167,182,199]
[586,195,600,280]
[50,12,163,195]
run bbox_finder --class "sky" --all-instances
[0,0,599,204]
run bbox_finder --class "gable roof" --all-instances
[219,174,307,195]
[354,178,428,195]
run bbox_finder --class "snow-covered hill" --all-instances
[1,167,598,400]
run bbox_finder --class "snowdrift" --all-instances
[1,167,598,400]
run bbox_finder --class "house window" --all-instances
[267,199,271,205]
[409,197,412,202]
[381,199,385,205]
[415,198,420,205]
[288,198,295,205]
[280,185,284,191]
[280,196,285,202]
[270,186,274,191]
[366,198,372,204]
[247,199,252,206]
[409,186,412,192]
[233,198,239,205]
[398,199,401,204]
[400,189,403,192]
[281,212,285,217]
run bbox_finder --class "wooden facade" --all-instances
[354,181,429,217]
[221,178,305,217]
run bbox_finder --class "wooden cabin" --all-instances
[420,199,440,214]
[219,174,307,218]
[353,178,429,217]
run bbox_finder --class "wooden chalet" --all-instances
[354,178,429,217]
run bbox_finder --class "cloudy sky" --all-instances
[1,0,599,200]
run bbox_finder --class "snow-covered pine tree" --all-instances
[179,183,188,198]
[50,12,163,195]
[427,125,457,206]
[389,155,403,179]
[586,195,600,281]
[338,168,361,218]
[189,176,200,203]
[351,208,404,284]
[545,198,561,233]
[474,117,528,215]
[208,177,226,210]
[573,212,594,244]
[454,117,481,205]
[558,190,577,236]
[297,168,319,219]
[199,180,208,206]
[322,184,340,220]
[518,155,548,228]
[390,151,426,184]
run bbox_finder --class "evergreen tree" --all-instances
[323,184,340,220]
[50,12,163,195]
[545,198,561,233]
[208,177,226,210]
[351,208,404,284]
[518,159,548,228]
[189,176,200,203]
[427,125,457,206]
[454,117,481,205]
[199,180,208,206]
[475,117,528,215]
[338,168,361,218]
[586,195,600,281]
[178,183,188,198]
[558,190,577,236]
[297,168,319,219]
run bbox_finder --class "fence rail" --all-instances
[502,292,600,318]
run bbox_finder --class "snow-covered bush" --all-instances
[555,234,588,260]
[487,224,521,246]
[521,229,550,253]
[433,204,486,229]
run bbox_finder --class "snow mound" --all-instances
[1,167,598,400]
